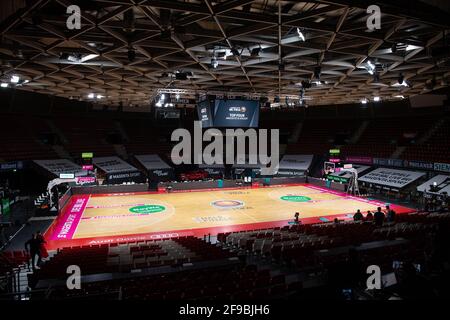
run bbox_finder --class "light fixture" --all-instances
[296,28,306,41]
[361,98,368,104]
[394,95,405,99]
[96,94,104,99]
[80,54,99,63]
[10,75,20,83]
[1,83,9,88]
[373,96,381,102]
[88,93,95,99]
[373,72,380,83]
[391,43,397,53]
[231,48,240,56]
[211,57,218,69]
[67,54,82,63]
[127,48,136,62]
[250,47,261,57]
[366,60,375,75]
[314,66,321,80]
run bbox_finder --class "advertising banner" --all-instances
[434,162,450,173]
[417,175,450,195]
[345,156,373,165]
[404,160,434,170]
[93,156,143,184]
[275,154,313,177]
[373,158,404,167]
[359,168,425,189]
[34,159,85,177]
[135,154,174,181]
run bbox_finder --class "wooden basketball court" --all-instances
[45,184,414,249]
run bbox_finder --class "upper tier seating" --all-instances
[0,115,58,161]
[287,119,360,155]
[400,118,450,162]
[54,117,117,158]
[341,116,436,158]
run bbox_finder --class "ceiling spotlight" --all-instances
[366,60,375,75]
[314,66,322,80]
[250,47,261,57]
[373,96,381,102]
[296,28,306,41]
[394,95,405,99]
[88,93,95,99]
[80,54,99,63]
[123,9,136,33]
[231,48,240,56]
[391,43,397,53]
[301,80,311,89]
[10,75,20,83]
[60,53,69,60]
[67,53,82,63]
[373,72,380,83]
[128,48,136,62]
[361,98,368,104]
[1,83,9,88]
[211,57,218,69]
[96,94,103,99]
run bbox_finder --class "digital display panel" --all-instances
[211,99,259,128]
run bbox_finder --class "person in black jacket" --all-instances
[374,207,385,226]
[353,209,363,221]
[25,233,44,270]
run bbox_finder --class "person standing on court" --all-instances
[294,212,300,224]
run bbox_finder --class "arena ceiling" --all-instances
[0,0,450,107]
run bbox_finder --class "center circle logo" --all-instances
[129,205,166,214]
[211,200,244,208]
[280,195,311,202]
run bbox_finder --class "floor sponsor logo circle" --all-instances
[129,205,166,214]
[211,200,244,208]
[280,195,311,202]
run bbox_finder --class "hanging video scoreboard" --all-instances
[197,99,260,128]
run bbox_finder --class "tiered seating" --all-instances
[220,211,450,268]
[341,116,436,158]
[0,114,58,161]
[121,118,173,156]
[46,264,297,300]
[400,118,450,162]
[54,117,117,158]
[287,119,360,155]
[35,237,235,280]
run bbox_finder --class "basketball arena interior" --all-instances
[0,0,450,306]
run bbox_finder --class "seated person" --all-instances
[353,209,363,221]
